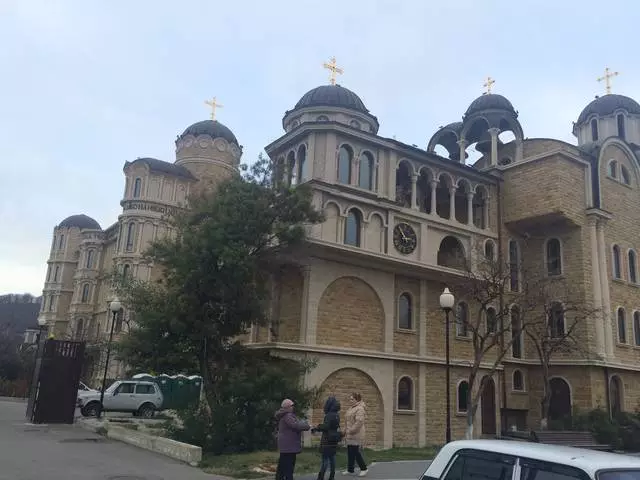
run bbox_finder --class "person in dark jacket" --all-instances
[275,398,311,480]
[311,396,343,480]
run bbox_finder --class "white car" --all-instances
[78,380,163,418]
[422,440,640,480]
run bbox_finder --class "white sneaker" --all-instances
[358,470,368,477]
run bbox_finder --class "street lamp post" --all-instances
[98,297,122,419]
[439,287,455,444]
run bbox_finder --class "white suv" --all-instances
[78,380,163,418]
[422,440,640,480]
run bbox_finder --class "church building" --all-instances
[38,63,640,446]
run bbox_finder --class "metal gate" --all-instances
[26,339,85,424]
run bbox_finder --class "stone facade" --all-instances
[38,82,640,447]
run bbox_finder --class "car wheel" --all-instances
[82,402,101,417]
[138,403,155,418]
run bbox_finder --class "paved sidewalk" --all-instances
[298,459,430,480]
[0,399,220,480]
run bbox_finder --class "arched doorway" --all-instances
[548,377,572,422]
[481,376,496,435]
[610,376,623,416]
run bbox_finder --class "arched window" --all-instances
[297,145,307,182]
[358,152,374,190]
[86,250,94,269]
[634,311,640,346]
[486,307,497,334]
[122,264,130,278]
[46,265,52,282]
[54,265,60,282]
[115,310,124,333]
[398,293,413,330]
[456,301,469,337]
[52,236,57,251]
[549,301,565,338]
[621,165,631,185]
[591,118,599,141]
[484,240,495,262]
[133,178,142,198]
[58,234,65,250]
[608,160,618,179]
[612,245,622,279]
[546,238,562,276]
[511,306,522,358]
[509,239,520,292]
[344,209,361,247]
[397,377,414,410]
[513,370,524,391]
[629,250,637,283]
[457,381,469,413]
[126,222,136,251]
[617,114,626,140]
[286,151,296,186]
[337,146,352,184]
[617,308,627,343]
[76,318,85,340]
[81,284,90,303]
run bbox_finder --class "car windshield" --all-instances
[599,471,640,480]
[105,382,119,393]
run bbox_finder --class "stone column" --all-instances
[419,280,428,356]
[484,196,490,230]
[488,127,500,166]
[457,139,467,164]
[588,218,605,357]
[430,180,438,215]
[467,192,475,226]
[373,159,379,193]
[411,173,418,210]
[418,363,427,447]
[353,154,360,186]
[597,221,614,358]
[299,266,312,344]
[449,185,457,221]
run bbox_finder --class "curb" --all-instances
[0,396,27,403]
[75,418,201,466]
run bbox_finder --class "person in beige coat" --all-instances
[342,392,368,476]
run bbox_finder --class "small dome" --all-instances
[465,94,516,117]
[58,214,101,230]
[442,121,463,133]
[576,94,640,124]
[178,120,238,146]
[293,85,369,113]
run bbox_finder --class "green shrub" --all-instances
[167,351,316,454]
[567,406,640,452]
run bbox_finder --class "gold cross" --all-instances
[597,67,619,95]
[483,76,495,94]
[204,97,223,120]
[323,57,343,85]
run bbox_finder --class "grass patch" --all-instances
[201,446,438,478]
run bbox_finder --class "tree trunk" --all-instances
[466,408,475,439]
[540,361,551,430]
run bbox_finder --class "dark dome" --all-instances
[294,85,369,113]
[178,120,238,145]
[465,94,516,117]
[58,214,101,230]
[442,121,463,133]
[577,94,640,124]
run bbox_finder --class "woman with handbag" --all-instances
[311,396,343,480]
[343,392,368,477]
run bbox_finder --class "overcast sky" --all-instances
[1,0,638,295]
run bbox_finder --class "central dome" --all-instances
[58,214,101,230]
[178,120,238,146]
[576,94,640,124]
[465,94,516,117]
[294,85,369,113]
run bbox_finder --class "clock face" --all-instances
[393,222,417,254]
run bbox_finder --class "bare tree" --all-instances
[523,280,599,429]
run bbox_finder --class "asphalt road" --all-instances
[0,399,219,480]
[298,459,430,480]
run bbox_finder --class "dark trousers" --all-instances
[346,445,367,473]
[276,452,297,480]
[318,452,336,480]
